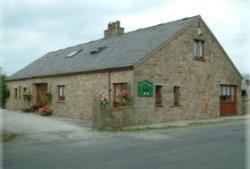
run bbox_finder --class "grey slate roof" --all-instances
[9,16,199,80]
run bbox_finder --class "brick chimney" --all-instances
[104,21,124,38]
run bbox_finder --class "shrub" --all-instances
[0,74,10,108]
[21,106,34,112]
[23,92,33,102]
[39,106,53,116]
[115,90,133,107]
[39,92,53,116]
[21,104,39,113]
[40,92,52,107]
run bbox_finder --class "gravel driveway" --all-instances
[1,109,94,144]
[0,109,176,145]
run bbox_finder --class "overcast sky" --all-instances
[1,0,250,76]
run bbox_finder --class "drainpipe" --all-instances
[108,69,111,107]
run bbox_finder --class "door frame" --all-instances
[35,83,48,107]
[219,85,237,116]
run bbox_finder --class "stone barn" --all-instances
[6,15,242,125]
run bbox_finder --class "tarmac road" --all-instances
[2,110,248,169]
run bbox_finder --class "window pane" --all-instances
[58,86,65,100]
[114,84,121,97]
[194,42,197,56]
[226,86,231,96]
[15,88,17,99]
[220,85,236,101]
[155,86,162,105]
[199,41,203,57]
[198,41,201,57]
[222,86,227,95]
[231,87,234,96]
[231,87,235,101]
[114,83,129,103]
[174,86,180,105]
[194,40,200,57]
[121,83,128,90]
[59,87,63,96]
[113,83,129,107]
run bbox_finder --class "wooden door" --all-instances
[220,85,236,116]
[36,83,48,107]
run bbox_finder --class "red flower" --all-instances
[120,90,129,98]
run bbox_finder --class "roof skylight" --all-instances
[66,49,82,58]
[90,46,106,54]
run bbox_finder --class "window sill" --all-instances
[194,57,206,61]
[113,106,132,109]
[57,100,65,103]
[155,103,163,107]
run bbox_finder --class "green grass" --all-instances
[0,133,18,143]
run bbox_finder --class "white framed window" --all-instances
[220,85,236,101]
[57,85,65,101]
[194,39,204,59]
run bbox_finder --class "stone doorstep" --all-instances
[124,115,250,130]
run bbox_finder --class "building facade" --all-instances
[241,75,250,114]
[6,16,242,124]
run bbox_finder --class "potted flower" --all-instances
[21,92,33,112]
[21,106,33,112]
[23,92,33,105]
[39,105,53,116]
[115,90,133,107]
[39,92,53,116]
[99,93,109,109]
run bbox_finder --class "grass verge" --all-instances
[0,133,18,143]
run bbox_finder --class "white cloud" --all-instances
[2,0,250,75]
[119,0,250,74]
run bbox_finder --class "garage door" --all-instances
[220,85,236,116]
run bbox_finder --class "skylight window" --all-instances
[66,49,82,58]
[90,46,106,54]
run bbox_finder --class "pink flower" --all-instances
[120,90,129,98]
[99,92,108,102]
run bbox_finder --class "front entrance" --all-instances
[220,85,236,116]
[36,83,48,107]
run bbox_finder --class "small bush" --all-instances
[0,74,10,108]
[39,106,53,116]
[23,92,33,102]
[21,106,34,112]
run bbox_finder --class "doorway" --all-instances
[36,83,48,107]
[220,85,236,116]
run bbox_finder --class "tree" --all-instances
[0,74,10,108]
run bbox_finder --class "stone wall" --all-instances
[241,84,250,115]
[133,17,242,124]
[241,77,250,114]
[241,95,249,114]
[6,69,133,121]
[92,97,134,129]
